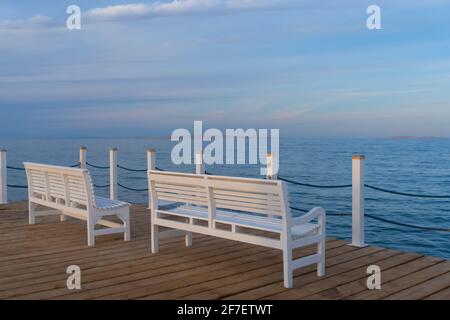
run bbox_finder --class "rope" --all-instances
[366,214,449,232]
[289,206,351,216]
[155,167,165,172]
[365,184,450,199]
[7,184,28,189]
[8,163,80,170]
[279,176,352,189]
[86,162,109,169]
[118,183,148,192]
[93,184,110,188]
[6,166,25,171]
[117,164,147,172]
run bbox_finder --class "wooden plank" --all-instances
[0,202,448,300]
[145,240,350,299]
[385,263,450,300]
[424,286,450,300]
[4,241,267,299]
[225,246,383,300]
[384,271,450,300]
[348,260,449,300]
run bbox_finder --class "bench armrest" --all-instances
[291,207,325,227]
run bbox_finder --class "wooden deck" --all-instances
[0,202,449,300]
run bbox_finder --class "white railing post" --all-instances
[195,150,204,174]
[79,147,87,169]
[147,149,155,209]
[147,148,156,171]
[266,152,276,218]
[266,152,277,180]
[110,148,118,200]
[351,155,367,247]
[0,149,7,204]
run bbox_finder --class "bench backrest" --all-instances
[24,162,95,210]
[148,170,290,218]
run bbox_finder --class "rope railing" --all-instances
[279,175,450,199]
[7,163,80,171]
[6,166,25,171]
[289,206,352,216]
[289,206,448,232]
[279,176,352,189]
[365,184,450,199]
[93,183,110,188]
[86,162,110,169]
[365,214,449,232]
[117,183,148,192]
[117,164,147,172]
[7,184,28,189]
[3,149,449,237]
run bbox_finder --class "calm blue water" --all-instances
[1,138,449,259]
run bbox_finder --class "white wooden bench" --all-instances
[24,162,131,246]
[148,170,326,288]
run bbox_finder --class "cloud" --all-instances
[86,4,152,20]
[85,0,289,21]
[0,15,52,29]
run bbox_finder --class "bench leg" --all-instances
[185,232,192,247]
[151,224,159,254]
[317,237,326,277]
[87,218,95,247]
[124,220,131,242]
[283,247,293,289]
[29,202,36,225]
[119,211,131,242]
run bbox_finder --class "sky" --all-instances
[0,0,450,138]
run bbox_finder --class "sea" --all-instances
[1,137,449,259]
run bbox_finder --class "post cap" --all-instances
[147,148,155,152]
[267,152,272,156]
[352,155,366,160]
[110,147,118,151]
[80,146,87,150]
[0,149,6,152]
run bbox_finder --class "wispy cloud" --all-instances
[85,0,291,21]
[0,15,52,29]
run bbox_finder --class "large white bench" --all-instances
[148,170,326,288]
[24,162,131,246]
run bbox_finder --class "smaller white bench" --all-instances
[24,162,130,246]
[148,170,326,288]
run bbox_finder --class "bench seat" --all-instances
[158,204,319,238]
[94,196,129,210]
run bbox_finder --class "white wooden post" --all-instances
[147,149,155,209]
[147,148,155,171]
[0,149,7,204]
[266,152,277,180]
[110,148,118,200]
[79,147,87,169]
[195,150,204,174]
[351,155,367,247]
[266,152,276,218]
